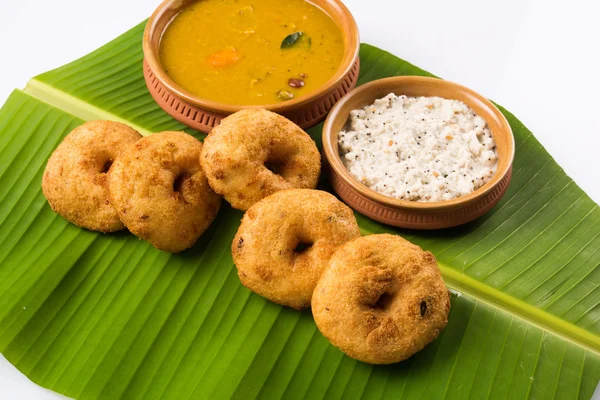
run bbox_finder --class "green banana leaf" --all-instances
[0,21,598,399]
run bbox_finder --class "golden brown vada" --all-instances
[232,189,360,309]
[108,131,221,253]
[42,120,142,232]
[312,234,450,364]
[200,109,321,211]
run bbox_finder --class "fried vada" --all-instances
[42,120,142,232]
[200,109,321,211]
[312,234,451,364]
[232,189,360,309]
[108,131,221,253]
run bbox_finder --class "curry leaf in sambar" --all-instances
[281,31,311,49]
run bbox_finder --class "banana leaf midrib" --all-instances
[25,79,151,136]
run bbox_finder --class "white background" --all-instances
[0,0,599,398]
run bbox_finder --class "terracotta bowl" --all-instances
[322,76,515,229]
[143,0,360,133]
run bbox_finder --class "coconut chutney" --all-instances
[338,93,498,202]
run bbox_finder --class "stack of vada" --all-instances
[42,121,221,253]
[43,110,451,364]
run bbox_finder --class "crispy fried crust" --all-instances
[312,234,451,364]
[232,189,360,309]
[200,109,321,211]
[108,131,221,253]
[42,120,142,232]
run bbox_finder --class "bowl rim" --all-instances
[142,0,360,114]
[322,75,516,211]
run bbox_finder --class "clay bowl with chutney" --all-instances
[322,76,515,229]
[143,0,360,133]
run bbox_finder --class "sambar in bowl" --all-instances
[143,0,360,132]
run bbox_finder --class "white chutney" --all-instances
[338,93,498,202]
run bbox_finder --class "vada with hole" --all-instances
[108,131,221,253]
[232,189,360,309]
[200,109,321,211]
[42,120,142,232]
[312,234,450,364]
